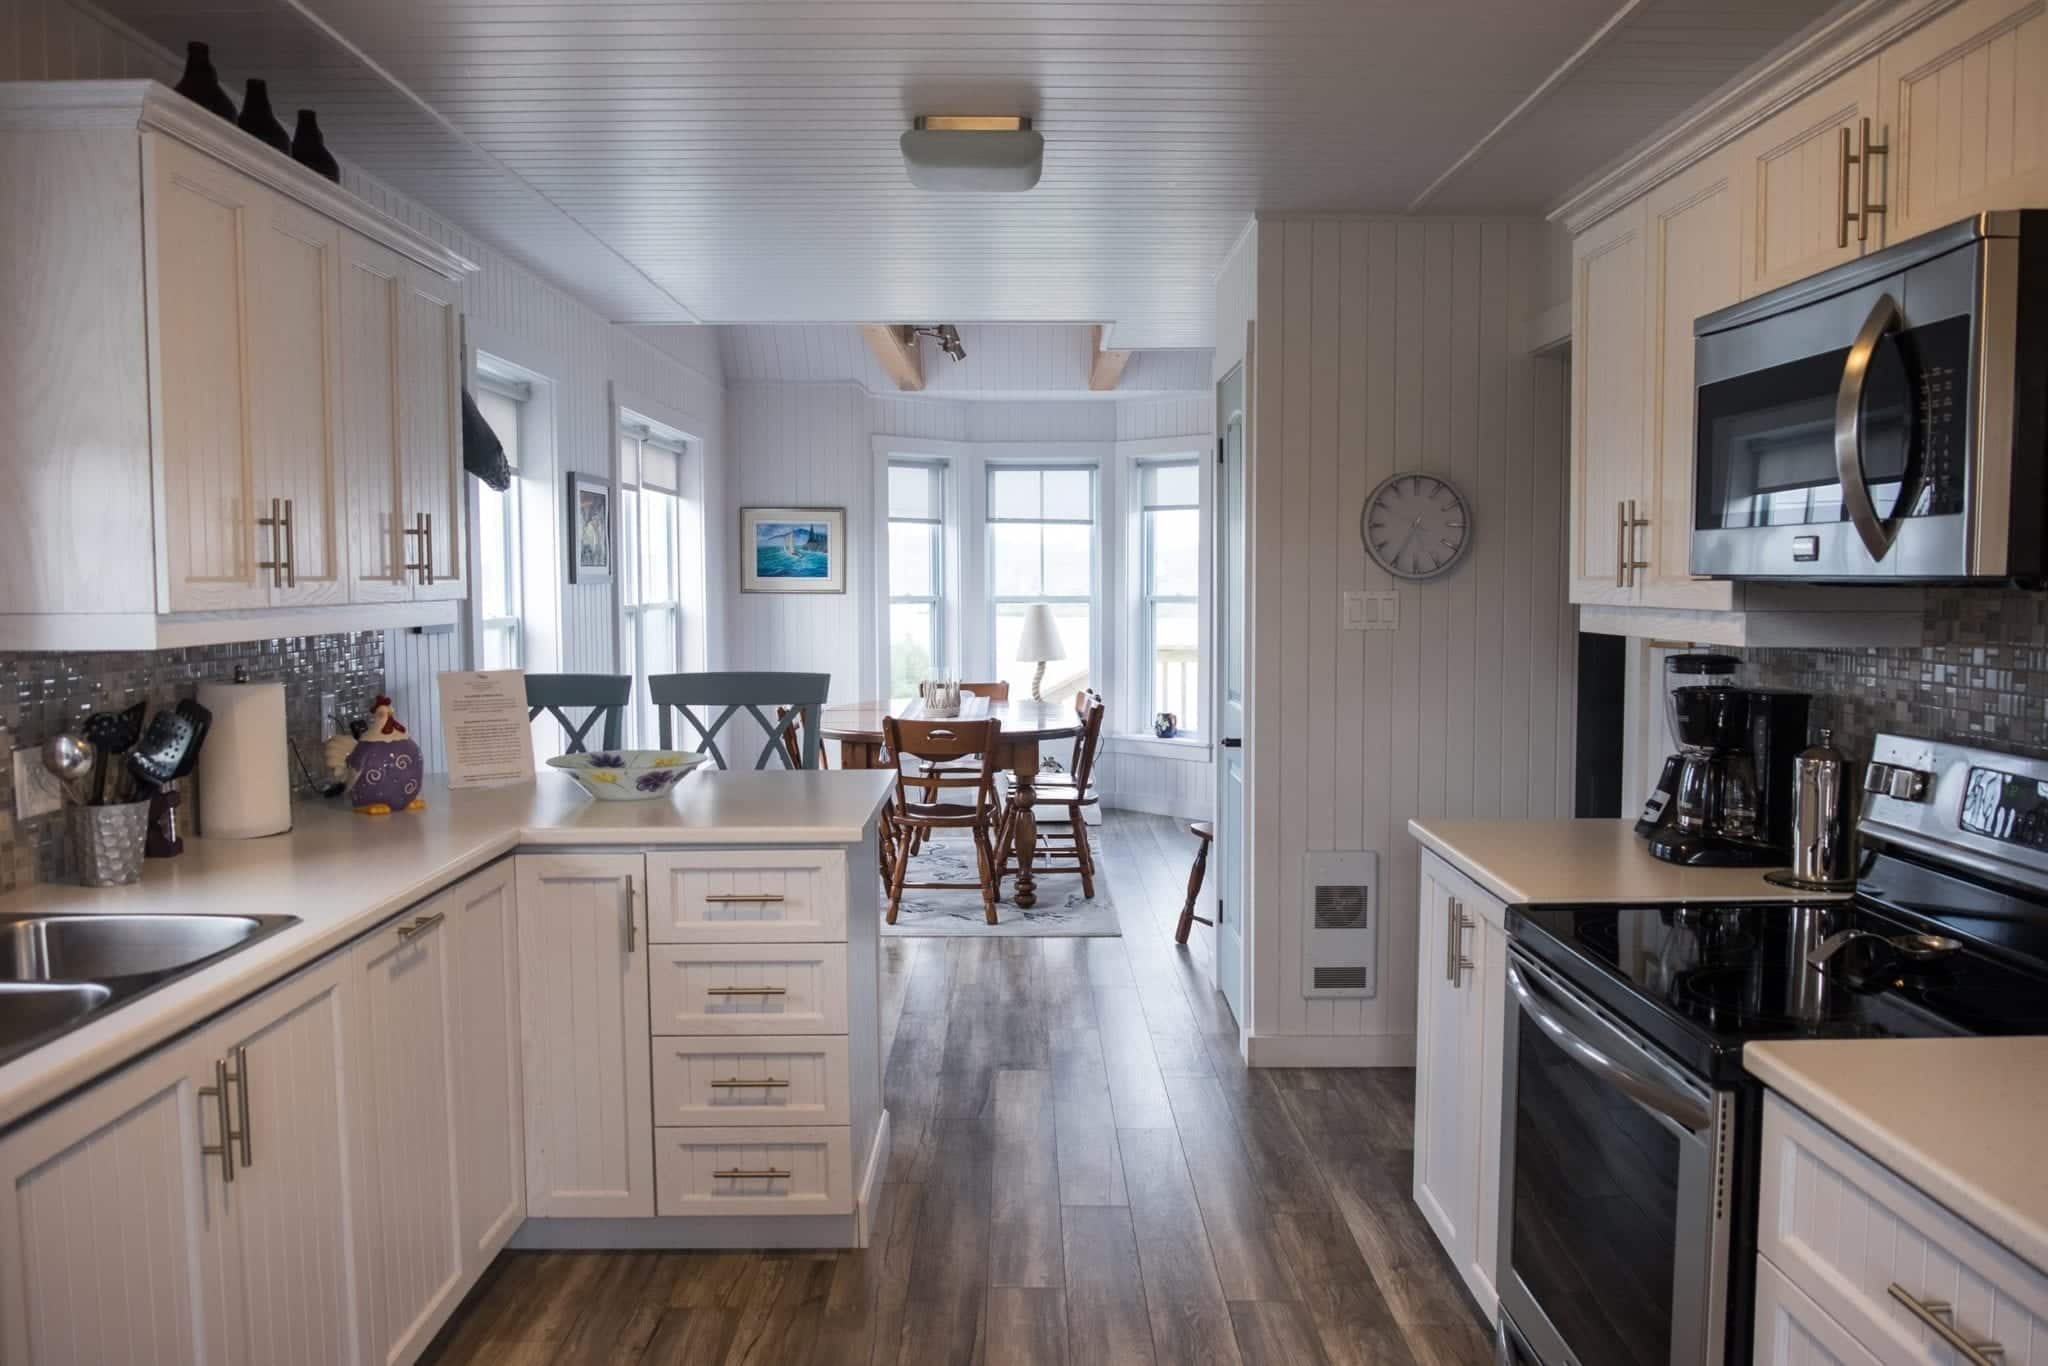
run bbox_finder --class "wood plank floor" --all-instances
[418,810,1494,1366]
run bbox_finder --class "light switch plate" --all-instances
[1343,590,1400,631]
[12,746,65,821]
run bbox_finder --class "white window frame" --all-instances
[1137,456,1204,739]
[984,457,1102,703]
[617,407,691,747]
[884,458,948,695]
[1116,438,1214,754]
[471,362,531,671]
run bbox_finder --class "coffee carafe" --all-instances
[1636,653,1739,836]
[1644,683,1810,867]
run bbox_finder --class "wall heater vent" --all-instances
[1302,850,1377,998]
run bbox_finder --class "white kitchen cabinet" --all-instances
[515,853,655,1219]
[1734,61,1887,297]
[1568,201,1649,607]
[1412,849,1507,1321]
[1878,0,2048,241]
[0,81,473,650]
[445,861,525,1266]
[1755,1256,1886,1366]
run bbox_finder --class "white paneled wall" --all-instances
[1242,215,1574,1057]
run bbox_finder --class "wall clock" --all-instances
[1361,472,1472,580]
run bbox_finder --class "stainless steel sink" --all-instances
[0,912,297,1066]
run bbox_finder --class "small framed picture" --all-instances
[567,473,612,584]
[741,506,846,594]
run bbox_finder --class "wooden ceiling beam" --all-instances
[1088,324,1131,392]
[861,324,924,392]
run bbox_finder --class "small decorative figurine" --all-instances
[1153,712,1180,740]
[330,696,426,815]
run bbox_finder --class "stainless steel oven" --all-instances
[1690,210,2046,583]
[1496,949,1735,1366]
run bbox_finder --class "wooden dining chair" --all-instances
[882,716,1005,925]
[1000,692,1106,898]
[525,673,631,755]
[650,672,830,769]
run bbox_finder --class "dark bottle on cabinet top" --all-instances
[236,79,292,154]
[173,41,238,122]
[291,110,341,182]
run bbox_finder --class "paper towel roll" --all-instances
[197,681,292,839]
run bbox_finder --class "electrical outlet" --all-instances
[12,746,64,821]
[1343,590,1400,631]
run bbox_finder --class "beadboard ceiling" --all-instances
[90,0,1843,347]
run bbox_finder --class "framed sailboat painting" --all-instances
[741,506,847,593]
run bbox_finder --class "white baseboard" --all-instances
[1244,1031,1415,1068]
[856,1107,891,1248]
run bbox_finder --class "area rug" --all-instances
[879,833,1121,937]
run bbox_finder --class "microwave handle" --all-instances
[1835,291,1904,561]
[1506,958,1711,1135]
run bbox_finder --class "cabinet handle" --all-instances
[397,910,446,941]
[704,892,786,904]
[712,1077,791,1088]
[281,499,296,589]
[1838,124,1858,248]
[1445,897,1459,984]
[1855,116,1889,244]
[1886,1285,2004,1364]
[1614,501,1627,588]
[1453,909,1475,988]
[707,986,787,996]
[230,1045,252,1168]
[714,1168,791,1180]
[402,513,430,582]
[257,498,286,588]
[199,1057,235,1184]
[1625,498,1651,586]
[423,512,435,586]
[625,884,639,954]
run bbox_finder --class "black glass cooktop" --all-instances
[1510,853,2048,1083]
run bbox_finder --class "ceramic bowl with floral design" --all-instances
[545,749,710,801]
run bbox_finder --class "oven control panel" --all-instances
[1863,734,2048,888]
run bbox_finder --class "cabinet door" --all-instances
[1411,863,1482,1270]
[1638,156,1741,612]
[516,854,654,1218]
[245,192,349,607]
[446,861,525,1266]
[353,906,464,1365]
[1879,0,2048,240]
[149,134,266,612]
[1735,62,1885,297]
[1569,202,1648,606]
[399,261,468,602]
[339,231,412,605]
[1469,912,1507,1323]
[1753,1256,1884,1366]
[0,1034,227,1365]
[206,958,362,1366]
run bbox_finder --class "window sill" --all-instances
[1104,733,1211,762]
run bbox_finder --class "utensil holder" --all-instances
[71,799,152,887]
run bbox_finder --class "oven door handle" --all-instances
[1835,291,1904,562]
[1506,960,1712,1134]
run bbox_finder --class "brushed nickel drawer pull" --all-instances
[397,910,446,941]
[1856,116,1888,244]
[712,1077,791,1088]
[704,892,787,904]
[199,1056,234,1184]
[230,1044,252,1168]
[707,986,788,996]
[402,513,430,582]
[714,1168,791,1180]
[1887,1285,2004,1364]
[257,498,286,588]
[280,498,296,589]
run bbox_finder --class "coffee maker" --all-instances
[1636,653,1739,836]
[1641,678,1810,867]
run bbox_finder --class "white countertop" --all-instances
[1408,817,1847,906]
[1745,1037,2048,1272]
[0,769,893,1130]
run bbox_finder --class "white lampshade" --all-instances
[1014,603,1067,663]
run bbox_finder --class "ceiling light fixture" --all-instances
[900,115,1042,192]
[909,324,967,362]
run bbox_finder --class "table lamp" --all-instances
[1014,603,1067,701]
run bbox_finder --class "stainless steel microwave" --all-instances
[1691,210,2046,583]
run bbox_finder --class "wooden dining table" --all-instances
[821,696,1081,908]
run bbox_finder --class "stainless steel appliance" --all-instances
[1690,210,2047,583]
[1498,733,2048,1366]
[1636,653,1739,837]
[1643,686,1808,867]
[1782,729,1857,889]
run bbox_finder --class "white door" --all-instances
[352,903,464,1365]
[445,861,525,1267]
[399,261,468,602]
[1412,863,1480,1272]
[516,854,654,1218]
[1213,358,1247,1024]
[339,231,413,604]
[0,1032,227,1365]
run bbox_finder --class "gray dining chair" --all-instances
[525,673,631,755]
[649,671,831,770]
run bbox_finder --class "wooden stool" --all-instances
[1174,820,1214,945]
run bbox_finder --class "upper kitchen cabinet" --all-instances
[0,80,474,651]
[1878,0,2048,240]
[1733,63,1886,297]
[1568,201,1649,608]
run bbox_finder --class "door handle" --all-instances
[1625,499,1650,585]
[257,498,286,588]
[1835,292,1904,560]
[199,1056,235,1184]
[1220,737,1242,750]
[397,910,446,941]
[1886,1285,2003,1364]
[1855,117,1888,245]
[1507,959,1711,1132]
[280,499,296,589]
[625,884,639,954]
[230,1045,252,1168]
[1615,500,1627,588]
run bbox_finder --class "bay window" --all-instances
[1140,459,1202,735]
[887,460,946,697]
[988,465,1096,704]
[620,413,688,746]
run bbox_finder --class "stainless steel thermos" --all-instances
[1790,728,1857,888]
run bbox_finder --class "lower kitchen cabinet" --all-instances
[1412,848,1508,1321]
[514,853,655,1218]
[445,861,525,1263]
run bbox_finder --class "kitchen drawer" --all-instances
[650,942,848,1035]
[652,1036,850,1126]
[655,1124,853,1217]
[1755,1254,1885,1366]
[1760,1095,2048,1365]
[646,849,847,944]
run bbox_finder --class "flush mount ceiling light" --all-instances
[909,324,967,361]
[900,115,1043,192]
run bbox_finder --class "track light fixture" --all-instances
[910,324,967,362]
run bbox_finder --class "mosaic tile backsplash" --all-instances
[1737,589,2048,764]
[0,633,383,891]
